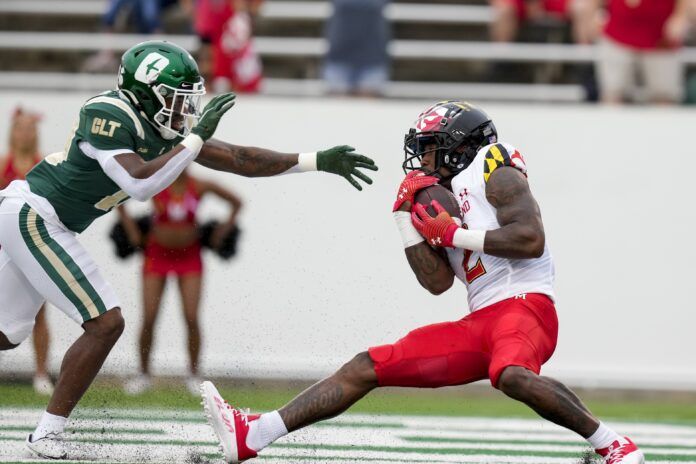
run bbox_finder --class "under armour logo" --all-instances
[222,413,235,434]
[430,237,442,245]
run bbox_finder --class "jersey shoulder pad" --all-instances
[80,93,145,151]
[482,142,527,183]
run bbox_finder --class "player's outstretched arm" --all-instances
[196,140,378,190]
[195,139,297,176]
[484,166,545,258]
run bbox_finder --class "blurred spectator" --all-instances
[82,0,190,73]
[324,0,390,97]
[118,170,242,396]
[490,0,575,43]
[578,0,696,104]
[104,0,166,35]
[194,0,264,93]
[0,108,53,396]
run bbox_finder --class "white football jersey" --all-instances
[445,142,555,311]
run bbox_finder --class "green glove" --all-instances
[191,92,236,141]
[317,145,378,191]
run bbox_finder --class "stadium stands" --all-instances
[0,0,692,102]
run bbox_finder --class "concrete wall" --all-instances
[0,91,694,390]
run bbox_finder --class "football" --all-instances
[414,184,462,220]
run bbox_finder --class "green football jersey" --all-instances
[27,90,180,233]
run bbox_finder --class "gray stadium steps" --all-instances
[3,31,696,64]
[0,0,494,24]
[0,32,199,52]
[0,72,585,102]
[0,31,596,63]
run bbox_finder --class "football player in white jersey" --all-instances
[201,101,643,464]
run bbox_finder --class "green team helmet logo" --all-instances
[135,52,170,83]
[118,40,205,140]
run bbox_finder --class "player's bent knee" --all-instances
[497,366,535,395]
[84,307,125,342]
[0,331,19,351]
[337,352,378,389]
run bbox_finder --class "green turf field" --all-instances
[2,383,695,425]
[2,382,696,463]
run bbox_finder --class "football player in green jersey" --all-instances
[0,40,377,459]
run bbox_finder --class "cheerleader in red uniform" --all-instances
[194,0,264,93]
[0,108,53,395]
[118,170,242,395]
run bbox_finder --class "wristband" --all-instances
[297,152,318,172]
[181,133,204,156]
[452,228,486,252]
[280,152,318,175]
[394,211,424,248]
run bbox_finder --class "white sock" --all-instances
[245,411,288,451]
[32,412,67,440]
[587,422,622,450]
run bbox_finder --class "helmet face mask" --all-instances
[151,81,205,140]
[402,101,497,178]
[118,41,206,140]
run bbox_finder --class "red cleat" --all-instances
[596,437,645,464]
[201,380,259,463]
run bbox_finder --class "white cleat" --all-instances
[596,437,645,464]
[200,381,259,463]
[25,432,68,459]
[201,381,238,463]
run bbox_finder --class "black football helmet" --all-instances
[403,101,497,177]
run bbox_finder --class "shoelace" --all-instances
[222,400,251,426]
[236,411,250,427]
[37,432,64,442]
[605,442,631,462]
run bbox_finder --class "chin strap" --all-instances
[119,89,163,137]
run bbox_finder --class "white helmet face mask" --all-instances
[152,81,205,140]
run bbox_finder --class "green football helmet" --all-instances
[118,40,206,140]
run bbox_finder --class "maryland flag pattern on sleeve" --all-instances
[483,142,528,183]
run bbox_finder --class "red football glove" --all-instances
[411,200,459,248]
[392,171,439,212]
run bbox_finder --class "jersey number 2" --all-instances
[463,250,486,284]
[461,223,486,284]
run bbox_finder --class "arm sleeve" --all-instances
[79,135,203,202]
[483,143,528,183]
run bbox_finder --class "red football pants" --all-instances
[368,293,558,389]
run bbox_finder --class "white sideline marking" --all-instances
[2,408,696,463]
